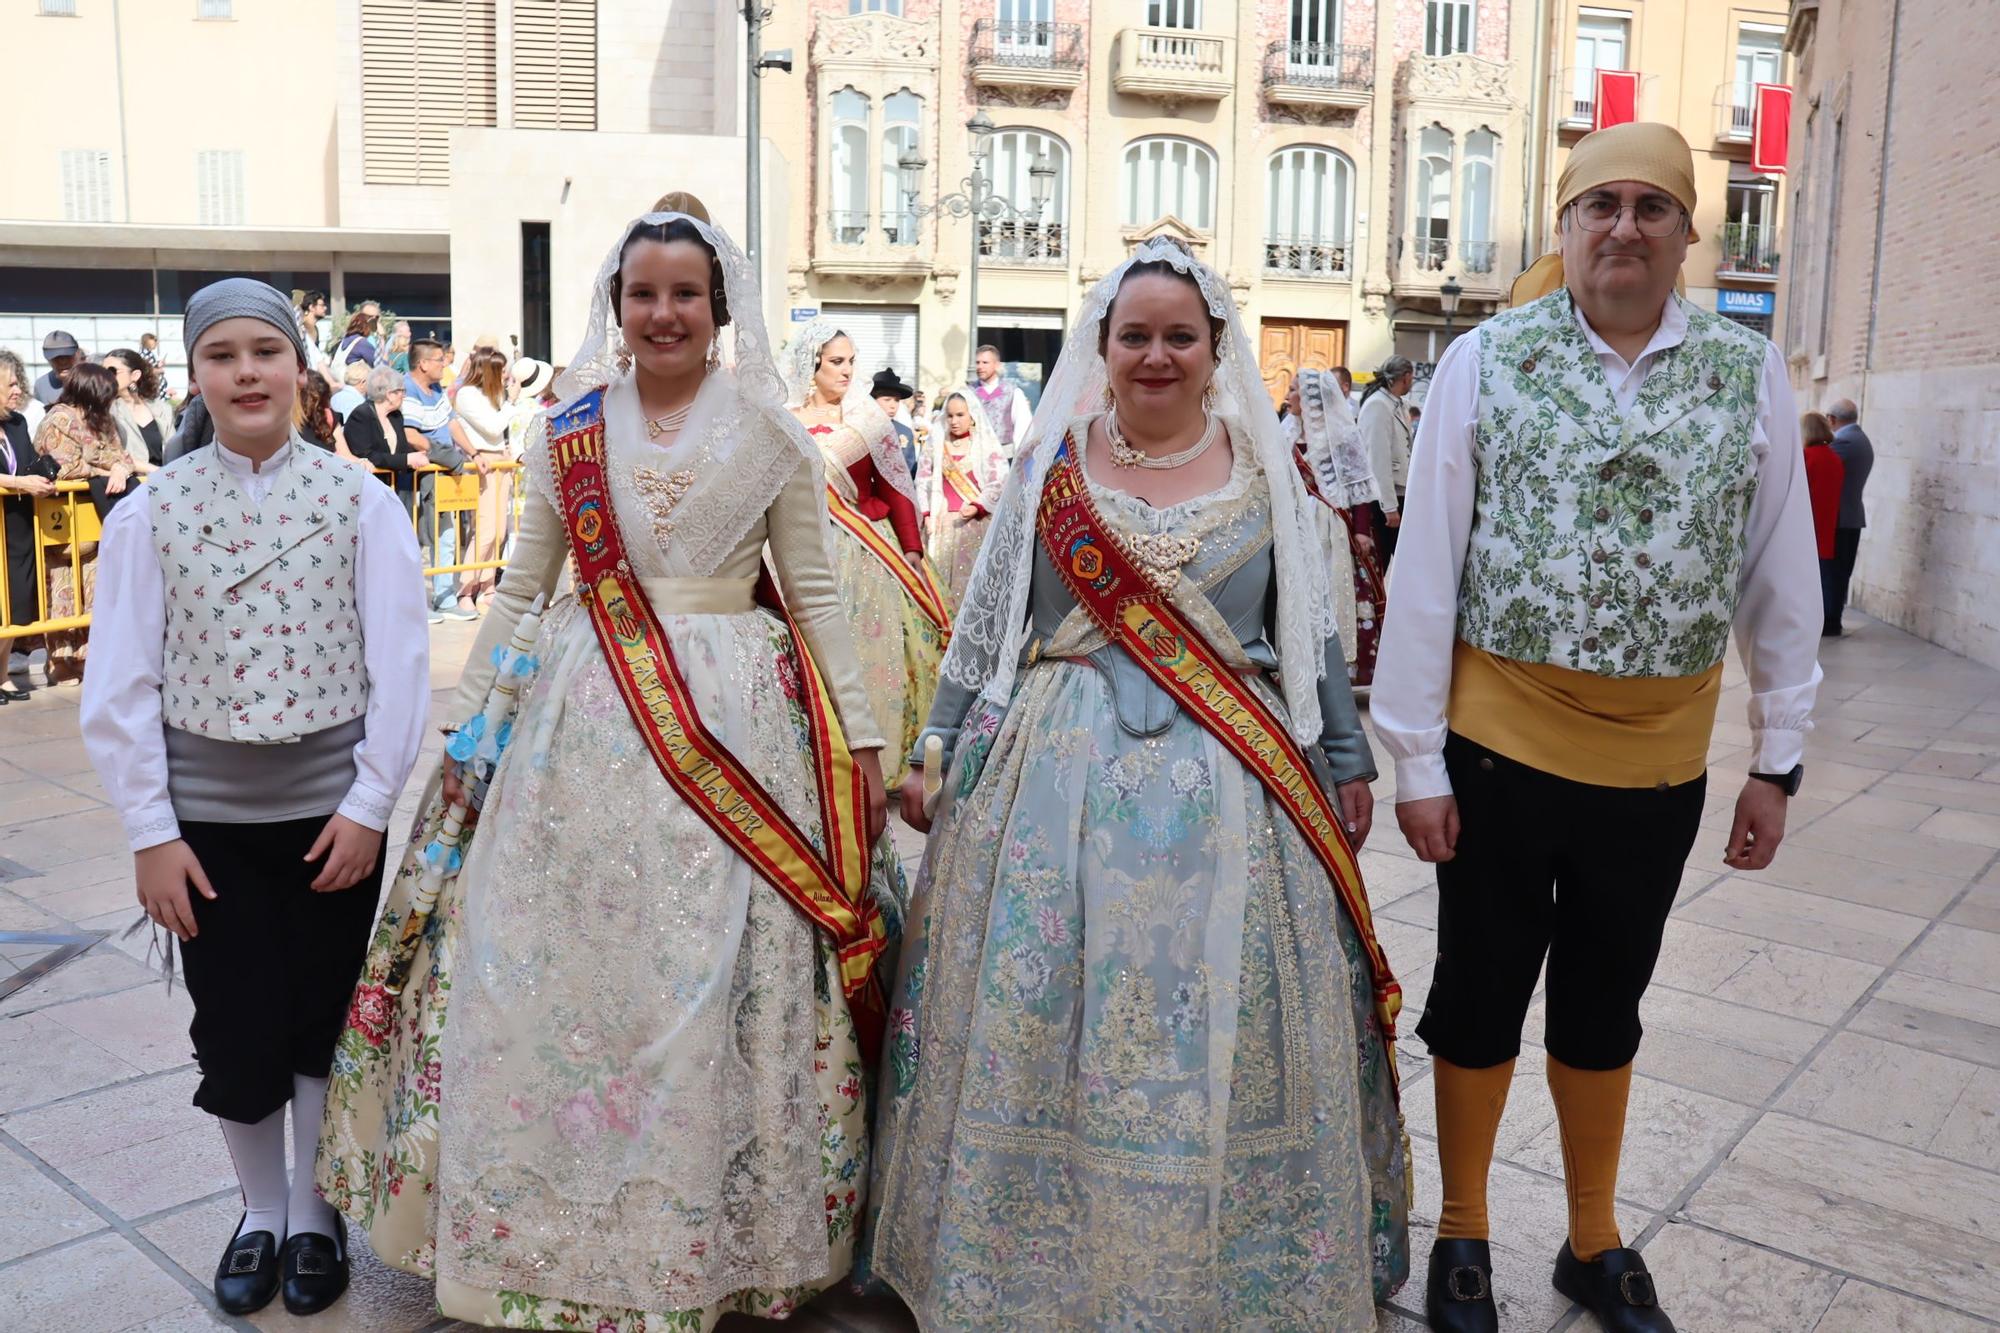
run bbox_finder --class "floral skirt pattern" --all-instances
[828,515,944,788]
[868,660,1410,1330]
[319,600,905,1331]
[927,507,990,619]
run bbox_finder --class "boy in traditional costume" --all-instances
[81,278,430,1317]
[1373,124,1822,1332]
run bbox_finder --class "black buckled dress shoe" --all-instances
[281,1215,350,1316]
[1426,1237,1499,1332]
[213,1215,281,1315]
[1552,1243,1675,1332]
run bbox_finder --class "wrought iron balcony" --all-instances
[1557,66,1600,129]
[970,19,1085,91]
[1262,41,1373,109]
[1714,82,1756,142]
[1264,234,1352,279]
[1461,240,1498,274]
[1411,234,1451,273]
[1718,222,1780,278]
[1113,27,1232,107]
[979,217,1065,265]
[827,211,922,248]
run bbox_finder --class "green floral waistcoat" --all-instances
[1456,290,1767,678]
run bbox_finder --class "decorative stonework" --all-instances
[1397,54,1516,109]
[812,12,937,70]
[1121,214,1211,260]
[1266,102,1363,128]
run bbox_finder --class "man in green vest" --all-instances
[1373,123,1823,1332]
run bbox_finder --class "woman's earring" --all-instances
[612,329,633,374]
[1202,381,1219,410]
[1101,382,1116,409]
[705,336,723,372]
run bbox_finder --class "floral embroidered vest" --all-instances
[150,443,370,742]
[1456,291,1768,678]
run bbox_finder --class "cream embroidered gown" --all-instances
[318,374,903,1331]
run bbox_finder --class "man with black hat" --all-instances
[1375,122,1822,1332]
[34,330,82,406]
[871,367,919,477]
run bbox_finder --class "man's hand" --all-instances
[1335,778,1374,850]
[305,814,385,891]
[1396,794,1460,862]
[1724,778,1788,870]
[1384,511,1402,529]
[408,450,430,470]
[135,840,217,941]
[473,452,494,476]
[855,748,888,844]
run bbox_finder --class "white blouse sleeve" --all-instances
[1369,334,1483,802]
[340,478,433,829]
[78,490,180,851]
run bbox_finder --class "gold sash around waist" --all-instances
[637,575,758,615]
[1448,639,1722,789]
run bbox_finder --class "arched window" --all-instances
[879,90,922,246]
[1122,137,1217,230]
[1413,124,1453,271]
[1460,128,1498,272]
[981,128,1070,263]
[829,88,871,245]
[1265,145,1356,276]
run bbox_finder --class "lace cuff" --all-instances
[338,780,399,831]
[125,803,182,853]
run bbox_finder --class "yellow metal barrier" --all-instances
[0,460,531,644]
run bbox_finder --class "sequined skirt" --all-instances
[827,513,944,790]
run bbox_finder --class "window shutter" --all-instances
[361,0,499,186]
[513,0,596,131]
[60,150,113,222]
[196,151,246,225]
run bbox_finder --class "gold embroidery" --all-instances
[1125,530,1202,591]
[633,466,698,547]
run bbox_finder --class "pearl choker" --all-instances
[1106,408,1219,470]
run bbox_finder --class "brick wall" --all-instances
[1785,0,2000,666]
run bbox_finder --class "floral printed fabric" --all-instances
[868,470,1408,1330]
[1457,291,1768,678]
[826,507,944,793]
[318,598,903,1330]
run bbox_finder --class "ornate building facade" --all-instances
[760,0,1538,404]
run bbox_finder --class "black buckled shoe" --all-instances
[280,1215,350,1317]
[213,1214,281,1315]
[1425,1237,1499,1332]
[1552,1243,1675,1332]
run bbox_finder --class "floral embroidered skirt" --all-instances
[868,660,1410,1330]
[827,514,944,788]
[318,601,904,1331]
[926,507,991,620]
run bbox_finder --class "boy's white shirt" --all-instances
[80,437,432,851]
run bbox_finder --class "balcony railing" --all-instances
[1461,240,1498,274]
[1114,27,1231,104]
[1264,234,1352,278]
[978,217,1065,265]
[1718,222,1780,277]
[1558,66,1602,128]
[1714,82,1756,141]
[969,18,1085,72]
[829,211,920,248]
[1411,234,1451,273]
[1262,40,1373,105]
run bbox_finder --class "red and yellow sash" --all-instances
[1038,436,1403,1086]
[939,446,982,516]
[549,391,889,1063]
[1295,446,1390,619]
[826,486,953,635]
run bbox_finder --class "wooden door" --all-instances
[1259,319,1348,406]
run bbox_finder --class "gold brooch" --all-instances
[1125,530,1201,591]
[633,467,697,546]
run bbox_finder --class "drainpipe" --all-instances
[1862,0,1903,374]
[1523,0,1552,265]
[111,0,133,222]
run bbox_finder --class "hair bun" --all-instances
[651,191,712,223]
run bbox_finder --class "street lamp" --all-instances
[1439,275,1465,351]
[899,110,1057,382]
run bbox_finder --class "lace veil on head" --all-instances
[547,208,811,471]
[926,387,1009,509]
[782,318,919,506]
[941,238,1339,746]
[1296,367,1381,509]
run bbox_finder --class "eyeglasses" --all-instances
[1568,195,1688,238]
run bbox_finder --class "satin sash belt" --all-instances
[638,575,759,615]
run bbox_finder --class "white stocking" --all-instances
[217,1107,288,1241]
[288,1074,338,1239]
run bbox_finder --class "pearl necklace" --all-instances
[1107,408,1219,470]
[645,403,692,440]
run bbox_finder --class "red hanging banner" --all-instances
[1752,83,1793,175]
[1593,69,1640,130]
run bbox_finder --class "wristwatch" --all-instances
[1749,764,1804,797]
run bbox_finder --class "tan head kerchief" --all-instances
[1510,122,1699,306]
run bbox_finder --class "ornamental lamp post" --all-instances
[898,109,1057,384]
[1439,274,1465,352]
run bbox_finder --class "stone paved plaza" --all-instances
[1,612,1996,1333]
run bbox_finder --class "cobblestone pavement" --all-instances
[2,612,1997,1332]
